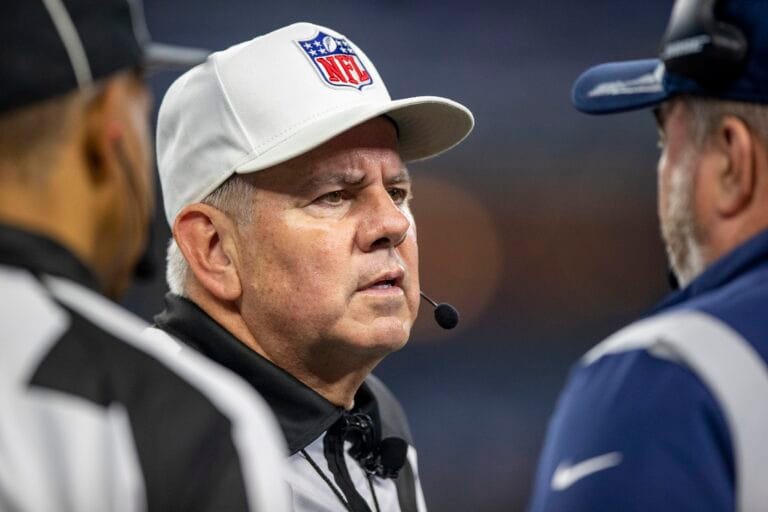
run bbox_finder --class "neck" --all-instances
[0,161,97,274]
[280,351,380,410]
[188,285,379,409]
[704,217,768,272]
[700,178,768,276]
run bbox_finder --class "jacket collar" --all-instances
[154,293,380,454]
[650,228,768,315]
[0,224,100,291]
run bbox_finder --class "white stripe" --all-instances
[104,403,146,512]
[1,387,146,511]
[45,276,291,511]
[40,0,92,86]
[406,446,428,512]
[662,35,712,60]
[583,310,768,512]
[125,0,150,45]
[0,266,69,383]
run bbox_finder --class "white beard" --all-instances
[659,148,707,288]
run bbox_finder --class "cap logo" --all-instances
[296,31,373,91]
[587,63,665,98]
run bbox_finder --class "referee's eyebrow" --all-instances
[386,168,411,185]
[299,167,410,194]
[300,170,366,194]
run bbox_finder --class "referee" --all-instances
[150,22,473,512]
[0,1,290,510]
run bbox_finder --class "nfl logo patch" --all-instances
[296,31,373,91]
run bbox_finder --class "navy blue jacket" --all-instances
[529,229,768,512]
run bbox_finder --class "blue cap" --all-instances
[572,0,768,115]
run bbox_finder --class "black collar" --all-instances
[154,293,381,454]
[0,224,100,291]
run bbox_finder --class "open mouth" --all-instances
[368,278,398,290]
[359,268,405,292]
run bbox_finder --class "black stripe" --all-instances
[29,306,251,512]
[155,293,345,454]
[394,459,419,512]
[0,225,100,291]
[323,423,372,512]
[365,375,419,510]
[364,375,413,444]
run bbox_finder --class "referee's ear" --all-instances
[173,203,242,302]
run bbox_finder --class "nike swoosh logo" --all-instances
[550,452,623,491]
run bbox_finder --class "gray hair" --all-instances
[166,173,257,296]
[681,95,768,149]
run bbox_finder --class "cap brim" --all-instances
[143,42,210,72]
[233,96,474,173]
[572,58,671,115]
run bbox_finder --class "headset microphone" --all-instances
[660,0,748,87]
[419,291,460,329]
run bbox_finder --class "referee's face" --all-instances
[234,117,420,370]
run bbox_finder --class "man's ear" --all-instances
[83,76,129,193]
[173,203,243,301]
[80,72,153,295]
[712,115,756,218]
[83,71,150,198]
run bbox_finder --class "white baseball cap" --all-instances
[157,22,475,226]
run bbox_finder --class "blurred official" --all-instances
[530,1,768,511]
[147,22,473,512]
[0,1,289,510]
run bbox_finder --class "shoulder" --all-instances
[4,273,289,511]
[41,277,269,417]
[553,347,732,459]
[530,318,735,512]
[34,276,239,415]
[688,265,768,361]
[141,325,284,448]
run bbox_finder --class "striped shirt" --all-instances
[0,225,291,511]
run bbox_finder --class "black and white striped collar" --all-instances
[154,293,381,454]
[0,224,100,291]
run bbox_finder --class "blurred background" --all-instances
[127,1,676,510]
